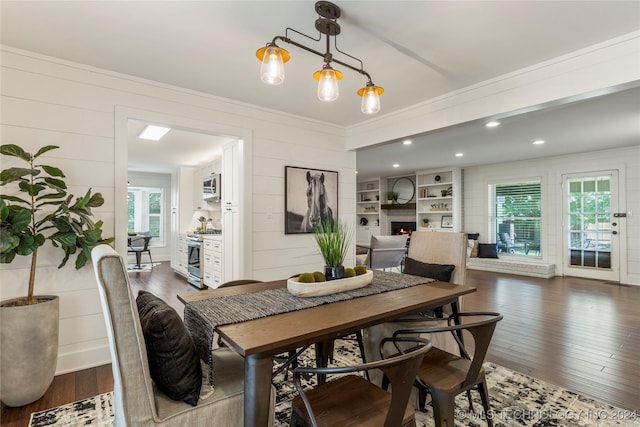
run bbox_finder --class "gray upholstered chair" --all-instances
[91,244,275,426]
[359,235,409,272]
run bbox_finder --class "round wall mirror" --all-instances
[392,177,415,204]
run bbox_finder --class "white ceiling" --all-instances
[127,120,234,173]
[2,1,639,175]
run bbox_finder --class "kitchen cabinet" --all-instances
[222,141,241,207]
[415,168,462,232]
[202,235,223,288]
[173,234,189,276]
[171,167,195,274]
[221,140,243,282]
[222,206,240,281]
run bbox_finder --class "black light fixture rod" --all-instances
[271,35,373,82]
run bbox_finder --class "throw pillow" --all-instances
[477,243,499,259]
[404,257,455,282]
[136,290,202,406]
[467,233,480,258]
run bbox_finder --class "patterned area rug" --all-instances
[29,338,638,427]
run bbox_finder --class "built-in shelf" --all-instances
[381,203,416,210]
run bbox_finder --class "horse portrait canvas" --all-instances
[285,166,338,234]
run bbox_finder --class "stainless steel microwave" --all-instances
[203,174,220,201]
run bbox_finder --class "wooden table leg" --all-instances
[244,353,273,427]
[314,340,332,385]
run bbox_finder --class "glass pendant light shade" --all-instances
[358,85,384,114]
[313,66,343,102]
[256,45,290,85]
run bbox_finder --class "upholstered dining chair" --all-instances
[290,337,432,427]
[392,312,503,427]
[128,232,153,269]
[91,245,275,426]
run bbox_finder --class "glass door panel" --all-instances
[564,172,618,281]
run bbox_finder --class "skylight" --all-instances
[138,125,171,141]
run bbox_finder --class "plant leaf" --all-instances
[8,206,32,232]
[0,144,31,161]
[1,194,30,204]
[42,177,67,191]
[0,167,38,184]
[40,165,65,178]
[33,145,59,159]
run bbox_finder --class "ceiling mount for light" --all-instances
[256,1,384,114]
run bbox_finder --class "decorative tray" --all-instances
[287,270,373,297]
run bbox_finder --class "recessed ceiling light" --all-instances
[392,163,399,168]
[485,121,500,128]
[402,139,412,145]
[533,140,545,145]
[138,125,171,141]
[355,170,358,174]
[455,152,463,157]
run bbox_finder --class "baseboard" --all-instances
[56,344,111,375]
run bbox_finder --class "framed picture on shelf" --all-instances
[441,215,453,228]
[284,166,338,234]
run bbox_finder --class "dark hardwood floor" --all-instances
[2,263,639,426]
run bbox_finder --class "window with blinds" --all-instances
[492,181,541,257]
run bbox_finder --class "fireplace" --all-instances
[391,221,416,236]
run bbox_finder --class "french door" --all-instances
[563,171,619,281]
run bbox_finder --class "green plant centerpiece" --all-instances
[387,191,399,203]
[312,221,352,281]
[0,144,113,407]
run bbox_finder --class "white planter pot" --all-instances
[1,295,59,407]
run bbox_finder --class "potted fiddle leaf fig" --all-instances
[313,221,352,281]
[0,144,113,407]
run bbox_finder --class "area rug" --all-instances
[29,338,639,427]
[126,262,159,272]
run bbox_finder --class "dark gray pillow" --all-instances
[136,291,202,406]
[477,243,499,259]
[404,257,455,282]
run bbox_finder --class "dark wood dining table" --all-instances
[178,276,476,427]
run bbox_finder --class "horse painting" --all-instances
[301,171,335,232]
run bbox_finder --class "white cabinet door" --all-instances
[222,206,240,282]
[172,234,188,276]
[222,141,241,207]
[202,237,223,288]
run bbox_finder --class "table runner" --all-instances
[184,270,434,381]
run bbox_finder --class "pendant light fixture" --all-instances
[255,1,384,114]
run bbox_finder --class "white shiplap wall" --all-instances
[0,46,354,373]
[462,146,640,285]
